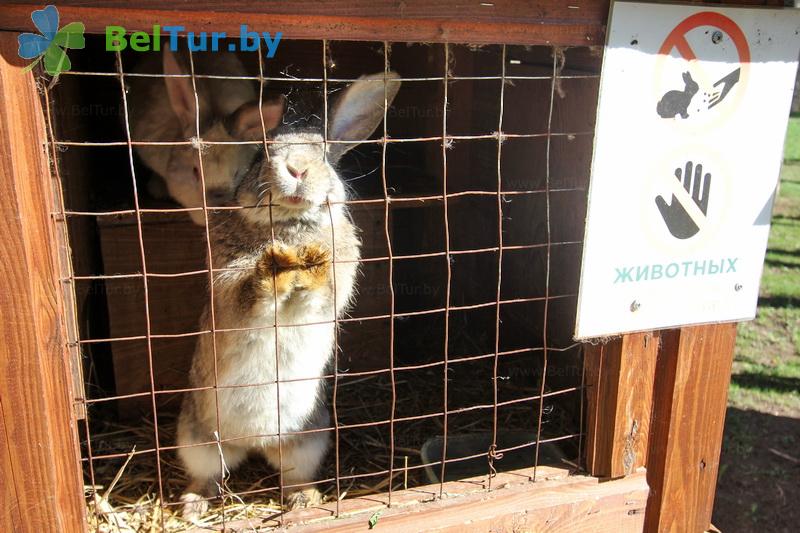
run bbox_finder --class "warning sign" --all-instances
[575,2,800,339]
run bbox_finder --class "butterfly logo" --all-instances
[18,5,85,76]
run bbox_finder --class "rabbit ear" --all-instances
[225,95,286,141]
[163,50,201,133]
[327,71,401,162]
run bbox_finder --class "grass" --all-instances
[712,116,800,533]
[726,122,800,416]
[782,115,800,161]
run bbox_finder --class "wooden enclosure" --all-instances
[0,1,781,532]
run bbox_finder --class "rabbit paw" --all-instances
[294,244,332,291]
[180,492,209,521]
[285,487,322,510]
[256,243,303,295]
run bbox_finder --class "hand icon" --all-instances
[708,68,740,109]
[655,161,711,240]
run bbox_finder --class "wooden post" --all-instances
[644,323,737,533]
[0,34,86,532]
[585,331,659,479]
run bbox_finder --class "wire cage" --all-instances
[0,2,759,532]
[45,36,596,530]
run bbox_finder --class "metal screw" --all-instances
[712,31,723,44]
[735,283,742,292]
[630,300,640,312]
[699,459,707,471]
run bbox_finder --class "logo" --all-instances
[16,5,281,77]
[18,5,85,76]
[105,25,282,57]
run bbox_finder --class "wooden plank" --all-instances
[300,473,648,532]
[4,0,610,20]
[0,33,86,533]
[0,0,782,46]
[585,331,658,478]
[0,399,23,531]
[97,212,206,413]
[0,1,609,46]
[48,70,103,420]
[644,324,738,533]
[201,466,647,532]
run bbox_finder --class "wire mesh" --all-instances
[44,37,597,530]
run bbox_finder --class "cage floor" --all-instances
[83,365,581,532]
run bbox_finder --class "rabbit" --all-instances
[128,50,284,225]
[176,71,402,519]
[656,71,699,119]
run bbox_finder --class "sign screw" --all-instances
[630,300,641,312]
[712,31,723,44]
[734,283,742,292]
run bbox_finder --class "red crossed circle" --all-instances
[658,11,750,64]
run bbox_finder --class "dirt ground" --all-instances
[713,408,800,532]
[711,159,800,531]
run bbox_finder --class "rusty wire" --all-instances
[47,40,594,528]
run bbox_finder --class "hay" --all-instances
[83,361,579,531]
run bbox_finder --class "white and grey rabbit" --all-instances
[177,71,401,518]
[128,49,283,224]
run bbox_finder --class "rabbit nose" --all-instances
[286,164,308,181]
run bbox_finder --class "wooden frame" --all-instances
[284,467,649,532]
[585,331,659,479]
[0,0,779,46]
[0,1,774,531]
[0,33,86,533]
[644,324,737,532]
[584,325,737,533]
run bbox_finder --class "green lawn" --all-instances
[727,132,800,415]
[782,115,800,161]
[712,117,800,533]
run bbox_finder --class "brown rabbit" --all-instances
[128,50,283,224]
[177,72,401,519]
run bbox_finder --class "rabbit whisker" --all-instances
[343,165,380,183]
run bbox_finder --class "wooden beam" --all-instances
[0,1,609,46]
[0,0,782,46]
[0,399,23,530]
[208,467,648,532]
[644,324,738,533]
[301,471,649,532]
[585,331,658,478]
[0,34,86,533]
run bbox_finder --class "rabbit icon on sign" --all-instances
[656,71,699,119]
[656,68,742,120]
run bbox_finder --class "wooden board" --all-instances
[0,408,23,529]
[0,33,86,533]
[299,472,648,532]
[1,0,782,47]
[0,1,610,46]
[191,466,648,532]
[644,323,738,533]
[585,331,658,478]
[96,211,207,413]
